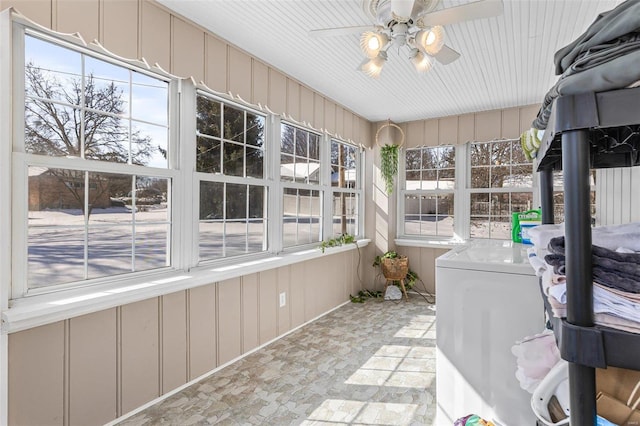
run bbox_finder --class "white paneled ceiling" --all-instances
[156,0,623,123]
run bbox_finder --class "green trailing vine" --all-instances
[350,289,384,303]
[380,143,399,194]
[319,233,356,253]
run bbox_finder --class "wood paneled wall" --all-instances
[7,251,361,425]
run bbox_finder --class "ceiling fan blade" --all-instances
[308,25,374,38]
[417,0,503,27]
[434,45,461,65]
[391,0,416,21]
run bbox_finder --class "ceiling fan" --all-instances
[309,0,504,77]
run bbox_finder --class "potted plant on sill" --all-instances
[373,251,418,300]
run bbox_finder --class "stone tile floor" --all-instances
[118,293,437,426]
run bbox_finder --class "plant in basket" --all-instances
[372,251,419,300]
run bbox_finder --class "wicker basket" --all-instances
[381,256,409,281]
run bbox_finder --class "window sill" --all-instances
[2,239,370,334]
[394,238,467,250]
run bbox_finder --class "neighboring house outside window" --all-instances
[196,93,268,261]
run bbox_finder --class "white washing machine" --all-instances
[435,239,544,426]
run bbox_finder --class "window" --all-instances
[469,139,533,239]
[280,123,323,248]
[400,145,455,238]
[331,139,361,237]
[196,93,268,261]
[19,32,173,296]
[7,23,365,300]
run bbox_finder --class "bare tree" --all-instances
[24,62,156,215]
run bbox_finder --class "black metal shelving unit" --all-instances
[537,86,640,426]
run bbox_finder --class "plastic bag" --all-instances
[454,414,495,426]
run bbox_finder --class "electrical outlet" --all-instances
[279,292,286,307]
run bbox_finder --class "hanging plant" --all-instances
[380,143,399,194]
[376,120,404,195]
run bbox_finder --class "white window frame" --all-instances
[192,89,270,264]
[398,139,537,243]
[10,23,180,299]
[466,138,535,240]
[397,144,458,240]
[328,137,364,240]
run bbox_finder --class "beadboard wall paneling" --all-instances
[596,167,640,226]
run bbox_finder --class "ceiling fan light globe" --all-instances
[360,51,387,78]
[360,31,388,58]
[417,25,445,56]
[411,49,433,72]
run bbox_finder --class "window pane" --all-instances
[197,136,221,173]
[199,221,223,260]
[223,105,244,143]
[200,181,224,220]
[406,170,420,190]
[135,224,169,271]
[281,124,295,154]
[508,165,533,188]
[470,143,490,167]
[470,193,490,215]
[280,153,295,181]
[470,216,490,238]
[490,166,510,188]
[282,188,321,247]
[248,219,266,252]
[86,173,132,222]
[25,36,82,105]
[28,226,85,288]
[439,168,455,189]
[225,221,248,257]
[421,170,437,189]
[490,193,511,216]
[438,146,455,168]
[132,121,168,168]
[226,184,247,219]
[197,96,221,137]
[309,134,320,160]
[470,167,489,189]
[246,146,264,178]
[246,113,265,147]
[491,141,510,165]
[249,185,265,218]
[406,149,421,170]
[25,101,81,157]
[85,56,130,116]
[332,192,357,236]
[134,176,169,222]
[223,142,244,176]
[132,71,168,126]
[511,192,534,213]
[490,217,511,240]
[295,130,307,157]
[88,226,132,279]
[84,111,130,163]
